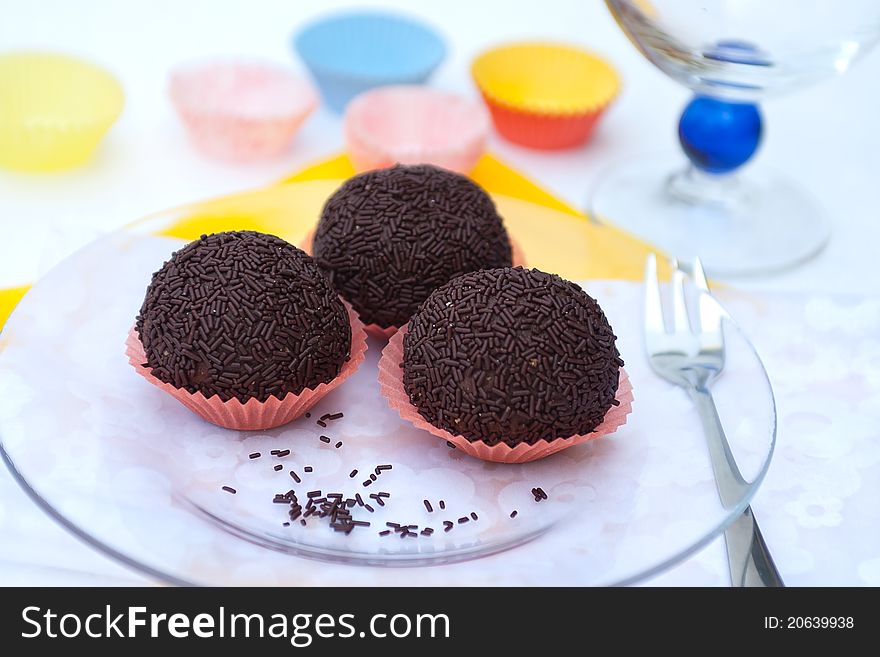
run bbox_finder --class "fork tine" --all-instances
[643,253,666,335]
[670,259,692,335]
[691,256,710,293]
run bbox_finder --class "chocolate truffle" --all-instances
[402,267,623,446]
[136,231,351,403]
[313,164,512,329]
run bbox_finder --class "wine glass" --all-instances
[592,0,880,276]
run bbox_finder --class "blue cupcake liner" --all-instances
[293,10,446,113]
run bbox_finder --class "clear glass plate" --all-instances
[0,195,775,586]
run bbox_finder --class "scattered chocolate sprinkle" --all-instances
[270,450,280,455]
[320,413,332,422]
[533,487,548,501]
[423,500,433,513]
[377,492,390,498]
[369,494,385,507]
[283,522,290,527]
[443,521,454,532]
[379,530,391,536]
[276,449,290,458]
[402,267,623,446]
[470,512,478,521]
[304,466,313,473]
[335,441,343,449]
[386,522,400,528]
[439,500,446,510]
[356,494,364,507]
[364,504,375,513]
[362,479,372,487]
[300,519,307,526]
[376,464,393,472]
[509,510,518,519]
[349,469,358,478]
[135,231,352,403]
[307,490,322,498]
[273,464,283,471]
[421,528,434,536]
[457,516,469,524]
[313,164,512,328]
[305,412,311,418]
[221,486,236,494]
[316,420,327,428]
[290,471,301,483]
[370,474,377,481]
[446,441,456,449]
[328,412,344,421]
[319,436,331,444]
[248,452,261,459]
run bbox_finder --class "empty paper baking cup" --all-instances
[169,58,317,162]
[378,327,633,463]
[0,52,123,171]
[345,86,489,173]
[471,42,619,149]
[126,304,368,431]
[293,11,446,113]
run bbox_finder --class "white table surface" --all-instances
[1,0,878,586]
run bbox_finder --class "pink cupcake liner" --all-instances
[344,85,489,174]
[125,303,367,431]
[378,326,633,463]
[300,229,527,340]
[169,58,317,162]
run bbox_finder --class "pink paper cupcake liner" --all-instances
[169,58,317,162]
[378,326,633,463]
[300,229,527,340]
[344,85,489,174]
[125,303,367,431]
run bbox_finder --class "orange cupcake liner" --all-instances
[480,97,606,150]
[378,326,633,463]
[300,228,526,340]
[125,303,368,430]
[471,42,619,150]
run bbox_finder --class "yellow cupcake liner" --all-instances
[0,52,124,171]
[471,41,620,116]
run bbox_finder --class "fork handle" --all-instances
[687,385,749,507]
[689,386,784,587]
[724,507,785,587]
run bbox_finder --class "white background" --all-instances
[0,0,879,585]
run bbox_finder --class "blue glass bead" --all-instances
[678,96,762,174]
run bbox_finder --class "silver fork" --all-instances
[644,254,783,587]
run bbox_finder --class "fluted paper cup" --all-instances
[126,304,367,430]
[345,85,488,174]
[378,326,633,463]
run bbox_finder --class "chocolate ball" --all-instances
[402,267,623,446]
[136,231,351,403]
[313,164,512,329]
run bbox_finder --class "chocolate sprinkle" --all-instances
[248,452,261,459]
[289,471,301,483]
[304,466,313,473]
[136,231,351,403]
[402,267,623,446]
[510,510,518,519]
[349,469,358,478]
[313,164,513,328]
[221,486,236,494]
[273,464,283,471]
